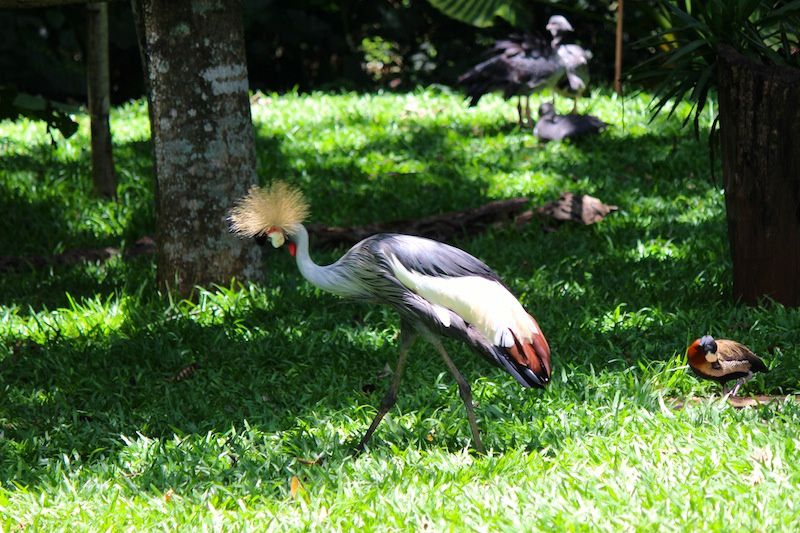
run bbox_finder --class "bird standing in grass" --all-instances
[686,335,768,397]
[458,15,584,127]
[229,182,552,453]
[533,102,607,142]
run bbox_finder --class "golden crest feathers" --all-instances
[228,181,310,237]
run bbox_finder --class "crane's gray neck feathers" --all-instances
[289,223,364,298]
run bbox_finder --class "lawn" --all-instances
[1,88,800,530]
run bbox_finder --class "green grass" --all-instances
[2,87,800,530]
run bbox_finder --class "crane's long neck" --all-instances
[288,223,353,296]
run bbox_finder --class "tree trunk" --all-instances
[86,2,117,199]
[136,0,262,294]
[613,0,623,95]
[717,45,800,307]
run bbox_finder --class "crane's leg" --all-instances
[516,97,524,127]
[427,336,485,454]
[355,328,416,454]
[571,96,579,114]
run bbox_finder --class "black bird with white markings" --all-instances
[229,182,552,454]
[458,15,581,127]
[686,335,768,397]
[533,102,607,142]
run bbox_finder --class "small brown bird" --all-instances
[686,335,768,396]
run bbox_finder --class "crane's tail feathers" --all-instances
[502,317,551,389]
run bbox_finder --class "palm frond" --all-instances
[632,0,800,137]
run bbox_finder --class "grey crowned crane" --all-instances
[229,182,552,453]
[533,102,607,142]
[458,15,590,127]
[686,336,768,397]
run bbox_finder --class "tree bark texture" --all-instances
[137,0,262,294]
[86,2,117,199]
[717,45,800,307]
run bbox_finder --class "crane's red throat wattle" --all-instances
[288,242,297,257]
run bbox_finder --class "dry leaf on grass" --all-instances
[536,192,618,225]
[167,361,201,382]
[290,475,310,502]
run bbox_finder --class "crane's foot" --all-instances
[354,389,397,455]
[428,335,486,455]
[353,328,415,456]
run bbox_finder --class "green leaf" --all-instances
[426,0,531,28]
[663,39,709,66]
[635,0,800,135]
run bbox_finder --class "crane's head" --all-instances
[545,15,574,36]
[228,181,310,256]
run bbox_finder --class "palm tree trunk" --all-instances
[717,45,800,306]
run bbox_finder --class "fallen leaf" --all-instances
[290,475,301,498]
[537,192,618,225]
[165,488,174,502]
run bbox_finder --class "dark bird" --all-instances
[458,15,582,127]
[686,335,768,397]
[229,182,552,454]
[533,102,607,142]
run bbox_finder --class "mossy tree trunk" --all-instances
[717,45,800,307]
[136,0,262,294]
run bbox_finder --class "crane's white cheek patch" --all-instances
[268,231,285,248]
